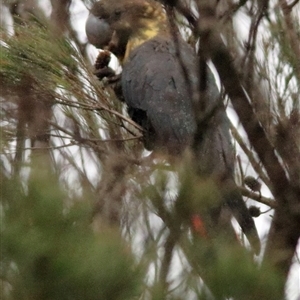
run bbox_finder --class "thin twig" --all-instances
[239,186,275,208]
[230,122,271,188]
[54,98,143,132]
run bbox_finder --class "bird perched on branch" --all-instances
[86,0,260,254]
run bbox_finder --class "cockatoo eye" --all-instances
[114,9,122,16]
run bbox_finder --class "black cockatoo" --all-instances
[85,0,260,254]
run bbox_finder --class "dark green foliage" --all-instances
[188,238,282,300]
[0,20,77,85]
[0,166,142,300]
